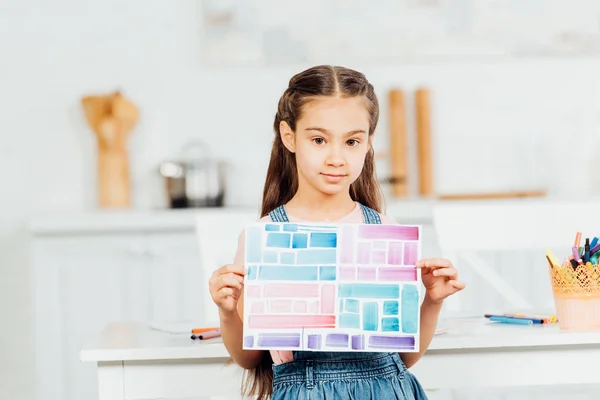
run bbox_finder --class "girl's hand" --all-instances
[416,258,466,304]
[209,264,245,315]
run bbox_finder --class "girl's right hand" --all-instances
[209,264,245,315]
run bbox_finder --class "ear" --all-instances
[280,121,295,153]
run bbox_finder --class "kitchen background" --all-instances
[3,0,600,399]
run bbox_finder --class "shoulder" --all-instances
[378,213,396,225]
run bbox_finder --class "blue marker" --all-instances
[591,237,598,248]
[488,316,533,325]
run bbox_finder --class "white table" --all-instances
[81,319,600,400]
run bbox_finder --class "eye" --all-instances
[347,139,359,147]
[312,137,325,145]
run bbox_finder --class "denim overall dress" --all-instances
[268,204,429,400]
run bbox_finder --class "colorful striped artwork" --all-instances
[243,223,421,352]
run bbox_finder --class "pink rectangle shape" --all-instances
[248,315,336,329]
[339,266,356,280]
[357,242,371,264]
[372,250,386,265]
[270,299,293,313]
[373,241,386,249]
[250,301,265,314]
[358,225,419,240]
[246,285,262,298]
[293,301,307,313]
[321,285,335,314]
[308,300,320,314]
[357,267,376,280]
[378,267,417,281]
[404,242,418,265]
[388,242,402,265]
[263,283,319,298]
[339,226,356,264]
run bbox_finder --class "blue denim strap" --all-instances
[359,203,382,225]
[269,205,290,223]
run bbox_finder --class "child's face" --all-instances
[281,96,371,197]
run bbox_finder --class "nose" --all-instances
[325,145,345,167]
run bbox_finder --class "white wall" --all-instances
[2,1,600,398]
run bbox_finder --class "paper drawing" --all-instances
[243,223,421,352]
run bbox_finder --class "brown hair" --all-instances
[243,65,383,399]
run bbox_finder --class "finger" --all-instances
[449,280,466,291]
[416,258,453,269]
[215,274,243,290]
[433,267,458,279]
[220,264,246,276]
[216,287,234,299]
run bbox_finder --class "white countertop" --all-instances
[80,319,600,363]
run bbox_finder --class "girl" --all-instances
[209,65,465,400]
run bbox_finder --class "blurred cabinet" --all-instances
[30,219,203,400]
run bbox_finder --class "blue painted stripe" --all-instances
[345,299,359,313]
[383,301,399,315]
[382,317,400,332]
[340,314,360,329]
[282,224,298,232]
[280,252,295,264]
[310,232,337,248]
[246,227,262,263]
[338,283,399,299]
[319,266,336,280]
[265,224,280,231]
[297,249,336,264]
[258,266,318,281]
[262,251,278,263]
[401,285,419,334]
[247,266,258,280]
[266,233,291,248]
[292,233,308,248]
[363,302,378,331]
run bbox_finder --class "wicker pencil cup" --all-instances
[549,263,600,331]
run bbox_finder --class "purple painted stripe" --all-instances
[325,333,349,348]
[358,225,419,240]
[378,267,417,281]
[404,242,418,265]
[368,335,415,350]
[307,334,322,349]
[257,333,301,348]
[357,242,371,264]
[352,335,364,350]
[244,336,254,348]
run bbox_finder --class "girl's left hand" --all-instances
[416,258,466,304]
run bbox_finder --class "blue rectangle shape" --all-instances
[382,317,400,332]
[383,301,399,315]
[246,227,263,263]
[283,224,298,232]
[280,252,296,264]
[265,224,280,231]
[319,266,336,280]
[310,232,337,248]
[340,314,360,329]
[401,285,419,334]
[292,233,308,248]
[297,249,336,264]
[363,302,378,331]
[258,266,318,281]
[266,233,291,248]
[338,284,400,299]
[345,299,359,313]
[262,251,278,263]
[247,266,258,280]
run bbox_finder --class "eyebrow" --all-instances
[304,127,367,136]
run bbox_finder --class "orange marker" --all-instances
[574,232,582,248]
[191,327,219,334]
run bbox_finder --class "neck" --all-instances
[285,181,356,221]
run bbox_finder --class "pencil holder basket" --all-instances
[548,263,600,331]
